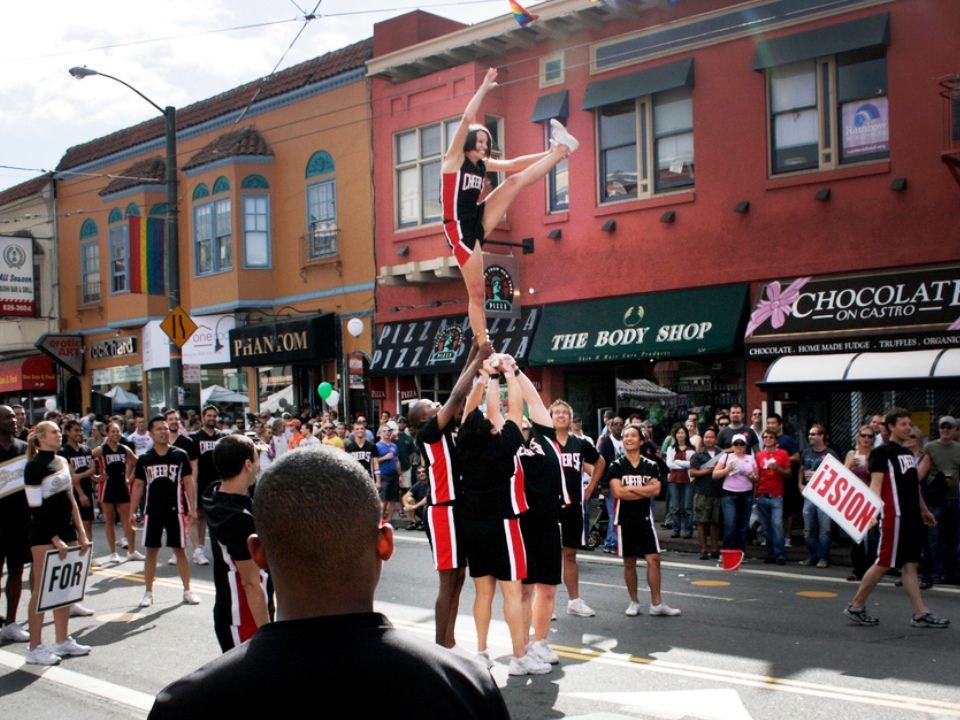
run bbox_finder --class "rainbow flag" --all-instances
[509,0,538,26]
[128,216,165,294]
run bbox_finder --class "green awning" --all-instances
[530,90,569,123]
[528,284,749,365]
[752,13,890,70]
[581,57,694,110]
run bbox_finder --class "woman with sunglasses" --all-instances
[713,434,758,551]
[845,425,879,580]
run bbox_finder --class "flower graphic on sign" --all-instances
[744,277,811,338]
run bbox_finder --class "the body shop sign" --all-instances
[529,285,748,365]
[746,266,960,356]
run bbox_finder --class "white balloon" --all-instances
[325,390,340,408]
[346,318,364,338]
[44,398,57,411]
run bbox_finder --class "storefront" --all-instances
[142,313,241,416]
[228,313,338,416]
[87,335,143,418]
[528,284,750,437]
[370,308,541,416]
[0,354,57,421]
[746,265,960,455]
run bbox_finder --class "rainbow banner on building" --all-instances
[509,0,538,26]
[128,217,165,294]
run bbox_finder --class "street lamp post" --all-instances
[69,67,183,412]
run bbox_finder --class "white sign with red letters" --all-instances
[802,453,881,543]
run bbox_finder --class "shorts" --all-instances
[560,506,585,549]
[617,515,661,558]
[143,508,187,549]
[400,467,412,490]
[379,473,401,503]
[443,204,486,269]
[875,512,922,569]
[519,513,561,586]
[75,488,94,522]
[100,476,131,505]
[425,504,465,571]
[0,510,31,565]
[30,519,77,548]
[464,516,526,582]
[694,494,722,524]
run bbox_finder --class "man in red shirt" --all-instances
[756,430,790,565]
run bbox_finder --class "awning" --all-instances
[0,355,56,393]
[582,57,694,110]
[760,349,960,387]
[371,307,540,376]
[529,284,749,365]
[752,13,890,70]
[531,90,569,123]
[616,378,677,401]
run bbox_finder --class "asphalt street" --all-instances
[1,523,959,719]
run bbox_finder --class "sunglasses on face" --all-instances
[859,433,874,439]
[733,441,746,447]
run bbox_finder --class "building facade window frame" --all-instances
[305,177,337,261]
[596,86,694,203]
[193,196,233,276]
[766,48,889,176]
[394,115,503,229]
[242,193,271,268]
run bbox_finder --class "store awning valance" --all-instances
[0,355,56,393]
[371,307,540,376]
[582,57,694,110]
[752,13,890,70]
[531,90,569,123]
[529,284,749,366]
[760,349,960,387]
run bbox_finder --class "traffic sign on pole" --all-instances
[160,306,198,348]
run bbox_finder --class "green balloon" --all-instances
[317,382,333,400]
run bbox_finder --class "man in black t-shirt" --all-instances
[190,405,225,567]
[148,446,509,720]
[0,405,30,643]
[59,420,98,572]
[166,410,199,566]
[206,435,273,652]
[608,423,681,618]
[344,422,380,480]
[549,399,604,619]
[845,409,949,628]
[130,416,199,608]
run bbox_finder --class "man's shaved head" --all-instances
[254,446,382,586]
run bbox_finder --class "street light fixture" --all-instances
[69,66,183,412]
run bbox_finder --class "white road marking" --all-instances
[0,648,155,712]
[566,689,753,720]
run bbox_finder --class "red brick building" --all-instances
[368,0,960,450]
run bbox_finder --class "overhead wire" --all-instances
[3,0,854,195]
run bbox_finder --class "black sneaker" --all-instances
[844,604,879,626]
[911,612,950,628]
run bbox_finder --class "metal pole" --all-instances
[164,106,182,412]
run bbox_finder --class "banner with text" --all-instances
[0,236,35,317]
[802,453,881,543]
[36,546,91,613]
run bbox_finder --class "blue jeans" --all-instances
[668,482,694,536]
[756,495,785,560]
[583,495,592,544]
[721,491,753,550]
[604,492,617,549]
[926,498,959,582]
[802,498,832,563]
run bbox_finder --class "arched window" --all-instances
[305,151,336,261]
[79,220,100,305]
